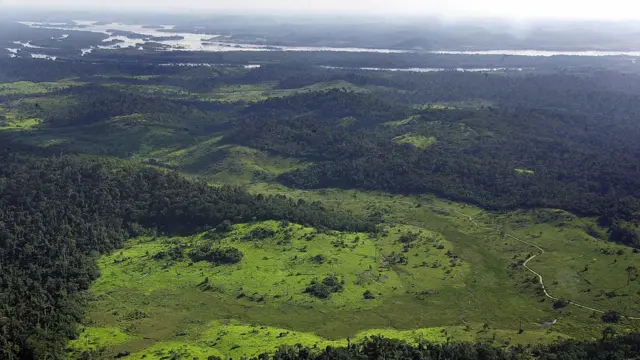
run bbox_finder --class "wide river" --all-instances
[14,21,640,57]
[18,21,409,54]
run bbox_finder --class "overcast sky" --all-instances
[1,0,639,20]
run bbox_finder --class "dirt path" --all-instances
[318,196,640,319]
[450,208,640,320]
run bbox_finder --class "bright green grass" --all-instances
[207,81,369,103]
[152,141,310,184]
[207,83,277,102]
[123,342,225,360]
[485,210,640,319]
[68,326,135,352]
[117,320,564,360]
[77,219,499,358]
[0,104,41,131]
[71,179,640,358]
[206,146,311,184]
[0,80,83,96]
[393,134,436,149]
[104,83,196,99]
[439,100,495,110]
[154,136,225,162]
[295,80,368,93]
[77,190,600,359]
[132,75,162,80]
[0,117,41,131]
[515,168,535,175]
[384,115,421,127]
[248,184,640,333]
[418,104,457,110]
[92,220,463,310]
[100,80,365,103]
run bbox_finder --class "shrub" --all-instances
[399,232,419,244]
[305,274,344,299]
[552,299,569,309]
[216,220,234,233]
[152,246,184,261]
[189,245,243,265]
[243,227,276,241]
[311,254,326,264]
[602,311,622,323]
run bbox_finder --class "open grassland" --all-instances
[248,184,640,329]
[0,104,41,131]
[68,163,640,359]
[393,133,437,148]
[102,80,371,103]
[0,80,84,96]
[72,217,570,359]
[515,168,535,175]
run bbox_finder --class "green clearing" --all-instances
[103,83,196,99]
[393,133,436,148]
[208,83,276,102]
[0,80,83,96]
[0,116,41,131]
[74,319,563,360]
[100,80,369,103]
[207,81,369,102]
[418,104,458,110]
[68,327,135,353]
[0,104,41,131]
[384,115,421,127]
[203,146,311,184]
[72,179,640,358]
[75,218,571,358]
[515,168,535,175]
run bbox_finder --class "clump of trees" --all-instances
[552,299,570,310]
[602,311,622,323]
[363,290,376,299]
[305,274,344,299]
[310,254,326,264]
[153,246,185,261]
[189,245,244,265]
[243,226,277,241]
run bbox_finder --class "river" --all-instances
[14,21,640,58]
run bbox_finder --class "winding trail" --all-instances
[449,208,640,320]
[316,196,640,319]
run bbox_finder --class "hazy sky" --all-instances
[1,0,639,20]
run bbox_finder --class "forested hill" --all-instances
[0,144,375,360]
[2,60,640,242]
[226,87,640,234]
